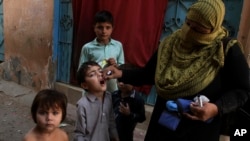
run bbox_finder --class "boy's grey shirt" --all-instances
[74,91,118,141]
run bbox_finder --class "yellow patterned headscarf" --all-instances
[155,0,230,99]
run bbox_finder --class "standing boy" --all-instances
[74,61,119,141]
[78,10,124,93]
[112,65,146,141]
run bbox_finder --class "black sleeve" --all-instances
[132,93,146,123]
[118,50,158,86]
[215,43,250,116]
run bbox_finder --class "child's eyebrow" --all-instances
[87,68,102,75]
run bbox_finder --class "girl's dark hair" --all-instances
[94,10,114,26]
[31,89,68,123]
[77,61,100,85]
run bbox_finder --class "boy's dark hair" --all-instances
[31,89,67,123]
[94,10,114,26]
[77,61,101,85]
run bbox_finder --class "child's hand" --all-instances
[119,102,131,116]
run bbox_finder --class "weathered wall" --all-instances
[2,0,54,91]
[237,0,250,66]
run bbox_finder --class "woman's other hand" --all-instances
[183,102,218,122]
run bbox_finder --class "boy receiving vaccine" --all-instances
[74,61,119,141]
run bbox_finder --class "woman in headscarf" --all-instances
[104,0,250,140]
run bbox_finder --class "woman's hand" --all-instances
[103,65,122,80]
[183,102,218,122]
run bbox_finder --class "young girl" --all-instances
[22,89,69,141]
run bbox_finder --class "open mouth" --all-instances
[100,79,105,84]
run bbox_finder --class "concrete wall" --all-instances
[2,0,54,91]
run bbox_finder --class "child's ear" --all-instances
[81,82,88,90]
